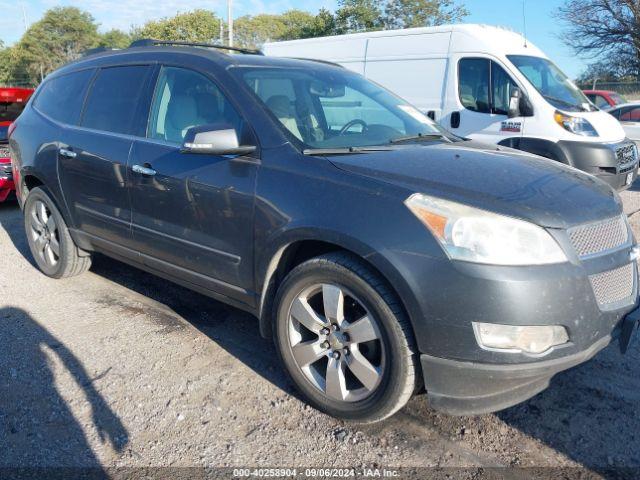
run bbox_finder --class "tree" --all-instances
[234,9,338,48]
[558,0,640,79]
[335,0,385,33]
[134,10,221,42]
[99,29,132,49]
[279,10,319,40]
[14,7,99,83]
[383,0,468,29]
[234,14,287,48]
[304,8,337,38]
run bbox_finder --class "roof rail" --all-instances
[290,57,344,68]
[82,47,118,57]
[128,39,264,55]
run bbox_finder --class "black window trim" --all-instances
[457,57,524,116]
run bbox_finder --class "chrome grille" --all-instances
[616,144,637,166]
[0,145,9,158]
[568,215,628,258]
[589,263,634,307]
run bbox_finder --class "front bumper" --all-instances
[380,214,639,415]
[420,333,612,415]
[557,139,638,191]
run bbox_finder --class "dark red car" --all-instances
[0,87,34,201]
[583,89,628,109]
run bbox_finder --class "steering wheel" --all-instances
[339,119,368,136]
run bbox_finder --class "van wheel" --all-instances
[273,252,418,423]
[24,186,92,279]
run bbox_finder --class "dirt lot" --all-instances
[1,185,640,477]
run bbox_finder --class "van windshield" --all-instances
[508,55,595,113]
[234,66,446,150]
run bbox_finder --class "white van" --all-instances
[264,24,638,190]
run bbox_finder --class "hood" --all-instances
[329,141,621,229]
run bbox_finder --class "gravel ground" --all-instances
[1,185,640,477]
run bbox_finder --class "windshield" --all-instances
[611,93,627,106]
[508,55,594,112]
[234,66,445,150]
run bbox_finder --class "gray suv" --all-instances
[9,39,640,422]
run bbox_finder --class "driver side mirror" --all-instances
[181,124,257,156]
[508,87,522,118]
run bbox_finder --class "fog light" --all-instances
[472,322,569,354]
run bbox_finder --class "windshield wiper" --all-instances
[542,94,587,112]
[303,146,397,155]
[389,132,448,144]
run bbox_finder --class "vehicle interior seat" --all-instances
[266,95,303,140]
[165,94,207,143]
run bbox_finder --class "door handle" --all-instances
[59,148,77,159]
[132,164,157,176]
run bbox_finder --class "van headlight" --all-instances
[473,322,569,354]
[554,111,598,137]
[405,194,567,265]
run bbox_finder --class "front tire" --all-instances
[273,252,418,423]
[24,186,92,279]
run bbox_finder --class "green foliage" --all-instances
[335,0,385,34]
[0,2,469,86]
[384,0,468,29]
[133,9,221,42]
[13,7,99,84]
[234,14,287,48]
[98,29,132,49]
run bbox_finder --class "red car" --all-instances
[0,87,34,202]
[583,89,628,109]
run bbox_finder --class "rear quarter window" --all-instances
[34,69,94,125]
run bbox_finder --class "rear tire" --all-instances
[23,186,92,279]
[273,252,418,423]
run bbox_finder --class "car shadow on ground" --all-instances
[496,340,640,470]
[1,200,639,472]
[0,306,129,468]
[89,253,301,400]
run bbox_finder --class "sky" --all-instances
[0,0,586,78]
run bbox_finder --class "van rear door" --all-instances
[448,56,526,145]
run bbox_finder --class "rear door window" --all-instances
[81,65,152,136]
[34,69,94,125]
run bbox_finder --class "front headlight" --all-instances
[554,111,598,137]
[473,322,569,354]
[405,194,567,265]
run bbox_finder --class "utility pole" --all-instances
[21,3,28,32]
[227,0,233,47]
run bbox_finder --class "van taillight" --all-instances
[7,122,17,138]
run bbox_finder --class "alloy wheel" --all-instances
[28,200,60,268]
[287,283,386,402]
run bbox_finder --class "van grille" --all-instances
[616,144,637,166]
[589,263,635,307]
[0,145,10,159]
[568,215,628,258]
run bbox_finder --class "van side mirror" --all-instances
[181,124,256,156]
[508,87,522,118]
